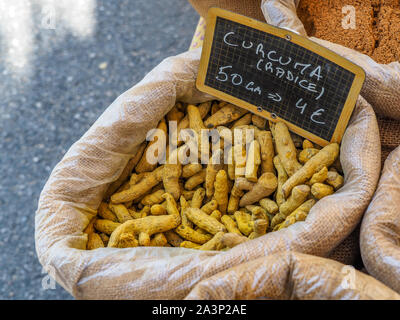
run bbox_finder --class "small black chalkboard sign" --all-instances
[196,8,365,146]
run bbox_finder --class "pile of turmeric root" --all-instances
[85,100,344,251]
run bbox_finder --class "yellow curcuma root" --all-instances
[184,169,206,190]
[256,130,275,174]
[191,188,206,209]
[108,193,181,247]
[245,140,261,182]
[98,202,118,222]
[282,143,339,198]
[94,219,121,235]
[204,104,248,128]
[299,148,320,164]
[221,215,242,235]
[87,233,105,250]
[111,166,164,203]
[164,230,184,247]
[210,210,222,222]
[251,114,267,129]
[198,232,225,251]
[108,203,133,223]
[135,119,167,173]
[185,208,226,235]
[273,156,289,207]
[278,199,316,230]
[259,198,279,215]
[233,211,253,236]
[248,219,268,239]
[182,163,203,179]
[231,113,252,129]
[303,140,314,149]
[201,199,218,214]
[150,204,167,215]
[180,241,201,249]
[271,186,310,227]
[175,224,212,244]
[150,233,168,247]
[104,142,146,199]
[273,122,302,176]
[141,189,165,206]
[308,166,328,185]
[205,149,224,197]
[239,173,278,207]
[227,185,244,214]
[214,170,229,214]
[163,147,183,200]
[233,144,247,178]
[311,183,334,199]
[326,171,344,190]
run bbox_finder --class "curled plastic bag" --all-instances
[360,146,400,294]
[185,251,400,300]
[35,48,380,299]
[261,0,400,120]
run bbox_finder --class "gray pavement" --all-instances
[0,0,199,299]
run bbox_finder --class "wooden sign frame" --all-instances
[196,7,366,146]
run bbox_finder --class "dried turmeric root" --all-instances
[141,189,165,206]
[278,199,316,230]
[87,233,105,250]
[135,119,167,173]
[271,185,310,228]
[175,224,212,244]
[259,198,279,215]
[245,140,261,182]
[272,122,302,176]
[273,156,288,207]
[185,208,226,235]
[326,171,344,190]
[308,167,328,185]
[214,170,229,214]
[311,183,334,200]
[198,232,225,251]
[201,199,218,214]
[204,104,248,128]
[94,219,121,235]
[184,169,206,190]
[98,202,118,222]
[182,163,203,178]
[282,143,339,198]
[111,166,164,203]
[108,203,133,223]
[205,149,224,197]
[248,219,268,239]
[221,215,242,235]
[239,173,278,207]
[233,211,253,236]
[256,130,275,174]
[227,186,244,214]
[165,230,184,247]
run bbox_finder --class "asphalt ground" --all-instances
[0,0,199,299]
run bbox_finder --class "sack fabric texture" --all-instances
[361,146,400,294]
[35,44,381,298]
[185,251,400,299]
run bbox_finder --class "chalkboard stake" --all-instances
[196,7,366,146]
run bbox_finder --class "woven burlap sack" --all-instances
[35,47,380,299]
[185,251,400,299]
[360,146,400,294]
